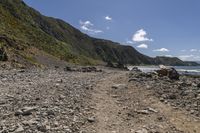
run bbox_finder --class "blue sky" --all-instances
[23,0,200,61]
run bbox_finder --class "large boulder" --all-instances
[155,65,179,80]
[168,68,179,80]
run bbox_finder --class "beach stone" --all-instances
[135,128,148,133]
[87,116,96,123]
[15,125,24,133]
[197,83,200,88]
[112,84,127,89]
[15,106,37,116]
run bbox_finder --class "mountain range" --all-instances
[0,0,198,67]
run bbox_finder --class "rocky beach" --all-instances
[0,66,200,133]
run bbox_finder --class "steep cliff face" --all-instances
[0,0,198,66]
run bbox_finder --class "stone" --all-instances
[37,124,48,132]
[15,125,24,133]
[135,110,149,115]
[156,67,179,80]
[146,107,158,113]
[197,83,200,88]
[168,68,179,80]
[131,67,142,72]
[128,78,138,82]
[64,66,72,71]
[135,128,148,133]
[112,84,127,89]
[15,106,37,116]
[87,116,96,123]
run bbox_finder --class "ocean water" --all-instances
[128,66,200,75]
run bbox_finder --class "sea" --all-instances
[128,66,200,75]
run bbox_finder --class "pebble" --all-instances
[87,116,96,123]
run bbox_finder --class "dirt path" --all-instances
[87,72,129,133]
[83,71,200,133]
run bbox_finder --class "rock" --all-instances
[135,110,149,115]
[128,78,138,82]
[146,107,158,113]
[15,106,37,116]
[15,125,24,133]
[112,84,127,89]
[131,67,142,72]
[106,61,115,68]
[22,119,38,126]
[135,128,148,133]
[197,83,200,88]
[37,124,48,132]
[46,110,55,116]
[156,68,168,77]
[168,68,179,80]
[18,69,25,73]
[168,94,177,99]
[15,110,23,116]
[87,116,96,123]
[155,67,179,80]
[64,66,72,71]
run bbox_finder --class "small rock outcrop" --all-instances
[155,65,179,80]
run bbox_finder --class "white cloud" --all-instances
[164,55,173,57]
[181,50,186,52]
[126,40,134,44]
[153,48,169,52]
[178,55,194,61]
[106,26,110,30]
[132,29,153,42]
[105,16,112,21]
[178,55,200,61]
[79,20,103,34]
[190,49,198,52]
[137,44,148,49]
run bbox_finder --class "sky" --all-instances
[23,0,200,61]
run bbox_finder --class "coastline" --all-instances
[128,65,200,75]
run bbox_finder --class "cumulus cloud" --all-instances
[132,29,153,42]
[178,55,200,61]
[181,50,186,52]
[153,48,169,52]
[106,26,110,30]
[164,55,173,57]
[79,20,103,34]
[137,44,148,49]
[105,16,112,21]
[126,40,134,44]
[190,49,198,52]
[178,55,194,61]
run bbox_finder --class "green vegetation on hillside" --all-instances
[0,0,198,66]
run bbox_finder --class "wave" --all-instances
[129,66,200,75]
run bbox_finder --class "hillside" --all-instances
[154,56,199,66]
[0,0,198,67]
